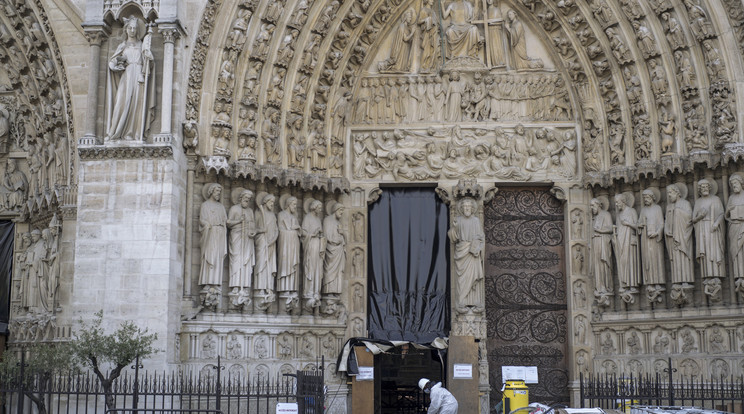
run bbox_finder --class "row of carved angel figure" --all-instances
[198,183,347,316]
[353,125,576,181]
[590,176,744,307]
[14,215,61,316]
[354,72,570,125]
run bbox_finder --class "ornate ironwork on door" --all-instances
[484,187,569,406]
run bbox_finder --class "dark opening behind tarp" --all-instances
[0,221,14,333]
[367,188,449,343]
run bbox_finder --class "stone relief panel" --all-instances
[192,179,350,319]
[352,125,576,182]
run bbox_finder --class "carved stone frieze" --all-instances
[78,144,174,160]
[352,125,576,182]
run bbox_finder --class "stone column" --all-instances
[79,26,108,146]
[153,24,181,144]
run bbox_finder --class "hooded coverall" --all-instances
[427,382,459,414]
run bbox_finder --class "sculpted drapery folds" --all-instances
[418,0,441,72]
[3,158,27,211]
[590,197,613,306]
[227,189,256,305]
[727,174,744,297]
[105,17,156,142]
[277,195,301,303]
[443,0,482,59]
[638,188,666,302]
[614,192,640,302]
[255,193,279,302]
[693,179,725,281]
[448,197,485,313]
[506,10,541,69]
[322,201,346,296]
[199,184,228,289]
[301,198,325,309]
[379,8,415,72]
[664,183,695,304]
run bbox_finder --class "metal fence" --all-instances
[580,360,744,412]
[1,356,325,414]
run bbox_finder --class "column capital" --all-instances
[156,20,185,44]
[82,24,110,46]
[159,27,180,44]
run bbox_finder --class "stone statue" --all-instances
[199,183,227,293]
[23,229,46,311]
[613,192,639,303]
[590,197,613,306]
[445,71,465,122]
[254,192,278,307]
[506,10,542,69]
[227,188,255,307]
[443,0,482,58]
[323,201,346,298]
[45,215,61,310]
[379,8,415,72]
[448,197,485,313]
[486,0,505,67]
[277,195,301,311]
[302,198,325,311]
[105,17,156,141]
[665,183,694,305]
[418,0,441,72]
[693,179,725,300]
[2,158,27,211]
[726,173,744,298]
[638,188,665,302]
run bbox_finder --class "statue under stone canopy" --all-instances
[254,192,278,308]
[693,179,725,301]
[302,198,325,311]
[199,183,227,293]
[638,188,665,302]
[322,201,346,298]
[105,16,156,142]
[277,195,301,311]
[590,197,613,307]
[613,192,639,304]
[448,197,485,314]
[665,183,694,305]
[726,173,744,298]
[227,188,256,307]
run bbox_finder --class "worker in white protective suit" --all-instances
[419,378,459,414]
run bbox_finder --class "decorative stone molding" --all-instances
[78,144,174,160]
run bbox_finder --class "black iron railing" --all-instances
[580,359,744,411]
[0,355,325,414]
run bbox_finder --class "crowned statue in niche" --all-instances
[105,16,156,142]
[448,197,485,314]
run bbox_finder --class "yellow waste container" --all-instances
[502,380,529,414]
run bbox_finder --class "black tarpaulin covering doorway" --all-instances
[368,188,449,343]
[0,221,13,333]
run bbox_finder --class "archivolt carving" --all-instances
[186,0,744,187]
